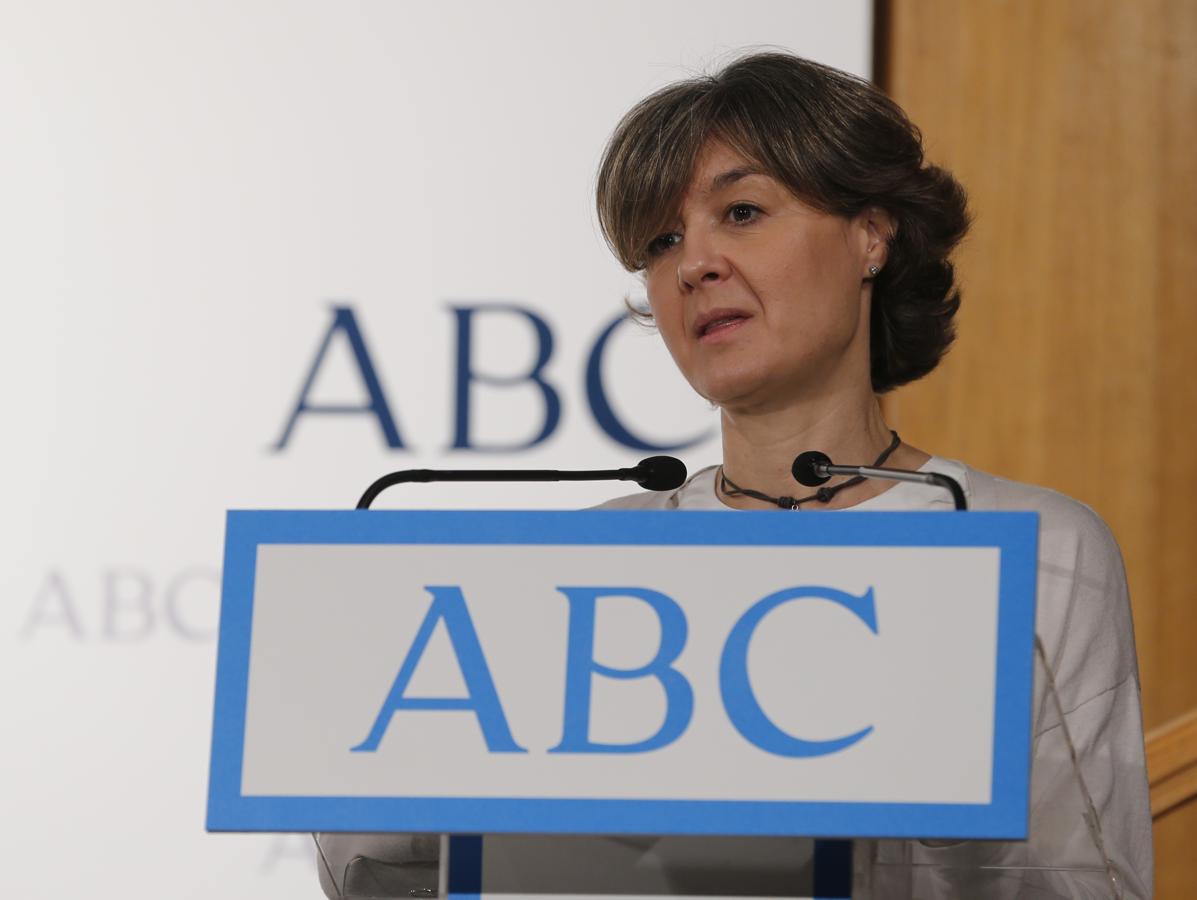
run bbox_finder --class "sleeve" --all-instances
[314,833,440,899]
[1022,505,1153,898]
[877,494,1154,899]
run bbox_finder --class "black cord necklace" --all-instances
[719,430,902,510]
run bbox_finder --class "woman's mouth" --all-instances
[696,312,751,341]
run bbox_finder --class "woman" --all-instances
[591,52,1152,898]
[318,52,1152,899]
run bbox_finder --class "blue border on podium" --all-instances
[207,509,1038,841]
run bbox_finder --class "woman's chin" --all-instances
[694,373,778,411]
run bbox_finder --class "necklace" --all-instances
[719,430,902,510]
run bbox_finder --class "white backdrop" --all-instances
[0,3,870,897]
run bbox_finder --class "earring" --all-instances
[868,264,881,277]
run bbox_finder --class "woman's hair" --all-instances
[595,51,971,394]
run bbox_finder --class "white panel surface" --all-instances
[244,544,998,804]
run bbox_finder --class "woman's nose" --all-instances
[677,234,732,292]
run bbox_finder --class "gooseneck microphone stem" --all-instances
[820,463,969,511]
[356,456,687,509]
[358,468,631,510]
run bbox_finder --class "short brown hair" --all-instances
[595,52,970,393]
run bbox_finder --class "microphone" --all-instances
[356,456,687,509]
[631,455,689,491]
[792,451,968,511]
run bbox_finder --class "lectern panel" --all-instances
[208,510,1037,840]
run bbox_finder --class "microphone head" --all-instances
[634,456,688,491]
[792,451,832,487]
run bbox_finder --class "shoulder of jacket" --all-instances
[590,491,675,510]
[961,463,1121,560]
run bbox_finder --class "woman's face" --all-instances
[642,141,887,412]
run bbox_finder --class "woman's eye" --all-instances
[728,203,761,224]
[645,232,681,259]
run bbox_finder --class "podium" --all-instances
[206,508,1124,898]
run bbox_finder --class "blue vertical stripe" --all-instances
[447,834,483,900]
[813,839,852,899]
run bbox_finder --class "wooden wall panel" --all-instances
[881,2,1196,894]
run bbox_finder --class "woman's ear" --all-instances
[857,207,896,275]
